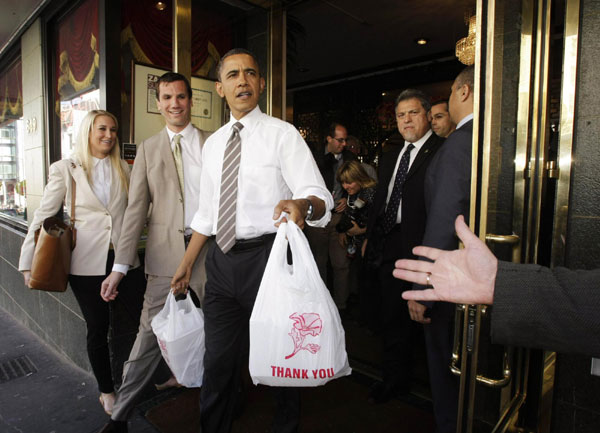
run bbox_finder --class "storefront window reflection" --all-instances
[55,0,100,158]
[60,88,100,159]
[0,58,25,221]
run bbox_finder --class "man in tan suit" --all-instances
[98,72,210,433]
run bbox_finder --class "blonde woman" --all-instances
[336,160,378,328]
[18,110,143,415]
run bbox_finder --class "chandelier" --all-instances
[456,14,476,65]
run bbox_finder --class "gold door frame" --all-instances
[458,0,581,431]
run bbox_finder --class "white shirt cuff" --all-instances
[112,263,130,275]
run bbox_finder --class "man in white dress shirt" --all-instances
[98,72,211,433]
[171,48,333,433]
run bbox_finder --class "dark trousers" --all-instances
[378,260,419,390]
[376,227,420,391]
[200,239,300,433]
[424,302,459,433]
[68,251,146,393]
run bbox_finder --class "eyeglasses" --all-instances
[333,137,347,143]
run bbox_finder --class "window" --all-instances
[0,57,25,221]
[54,0,100,159]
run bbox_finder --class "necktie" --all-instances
[172,134,184,196]
[216,122,244,254]
[382,143,414,234]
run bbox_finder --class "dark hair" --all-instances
[216,48,261,80]
[156,72,192,99]
[395,88,432,112]
[455,65,475,90]
[432,99,449,110]
[327,122,346,139]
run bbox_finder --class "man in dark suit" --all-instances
[364,89,444,403]
[305,123,357,314]
[407,66,474,433]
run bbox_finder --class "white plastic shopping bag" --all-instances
[249,221,352,386]
[151,292,205,388]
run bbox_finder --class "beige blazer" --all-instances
[114,127,211,285]
[19,157,140,275]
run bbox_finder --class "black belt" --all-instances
[230,233,276,252]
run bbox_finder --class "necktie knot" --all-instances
[232,122,244,135]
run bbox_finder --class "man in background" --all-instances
[305,122,357,316]
[364,89,443,403]
[408,66,474,433]
[430,100,456,138]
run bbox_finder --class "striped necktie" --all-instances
[172,134,184,196]
[216,122,244,254]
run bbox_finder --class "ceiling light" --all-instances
[156,2,167,11]
[456,14,476,65]
[415,38,428,45]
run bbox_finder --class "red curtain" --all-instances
[122,0,173,69]
[121,0,233,74]
[191,6,233,73]
[56,0,100,99]
[0,59,23,124]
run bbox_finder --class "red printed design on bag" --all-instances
[157,338,170,364]
[285,312,322,359]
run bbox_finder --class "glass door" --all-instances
[454,0,580,431]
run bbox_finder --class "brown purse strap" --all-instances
[70,164,77,250]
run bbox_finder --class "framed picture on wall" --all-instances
[131,62,224,144]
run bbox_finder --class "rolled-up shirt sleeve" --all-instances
[190,144,217,237]
[278,128,333,227]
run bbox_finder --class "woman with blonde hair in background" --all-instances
[18,110,145,415]
[335,160,378,327]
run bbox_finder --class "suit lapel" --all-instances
[108,160,125,212]
[158,129,182,194]
[406,133,440,179]
[70,159,106,210]
[381,145,402,187]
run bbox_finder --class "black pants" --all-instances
[68,251,146,393]
[200,238,300,433]
[424,302,459,433]
[377,258,420,391]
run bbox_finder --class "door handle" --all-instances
[449,233,521,387]
[450,304,513,388]
[485,233,520,244]
[485,233,521,273]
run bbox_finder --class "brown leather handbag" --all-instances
[29,175,77,292]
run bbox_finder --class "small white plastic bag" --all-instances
[249,221,352,386]
[151,292,205,388]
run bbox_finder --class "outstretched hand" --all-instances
[394,215,498,305]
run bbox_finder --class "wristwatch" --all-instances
[305,198,314,221]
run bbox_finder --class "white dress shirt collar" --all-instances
[166,122,195,149]
[91,156,112,208]
[456,113,474,130]
[405,128,433,150]
[227,105,262,136]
